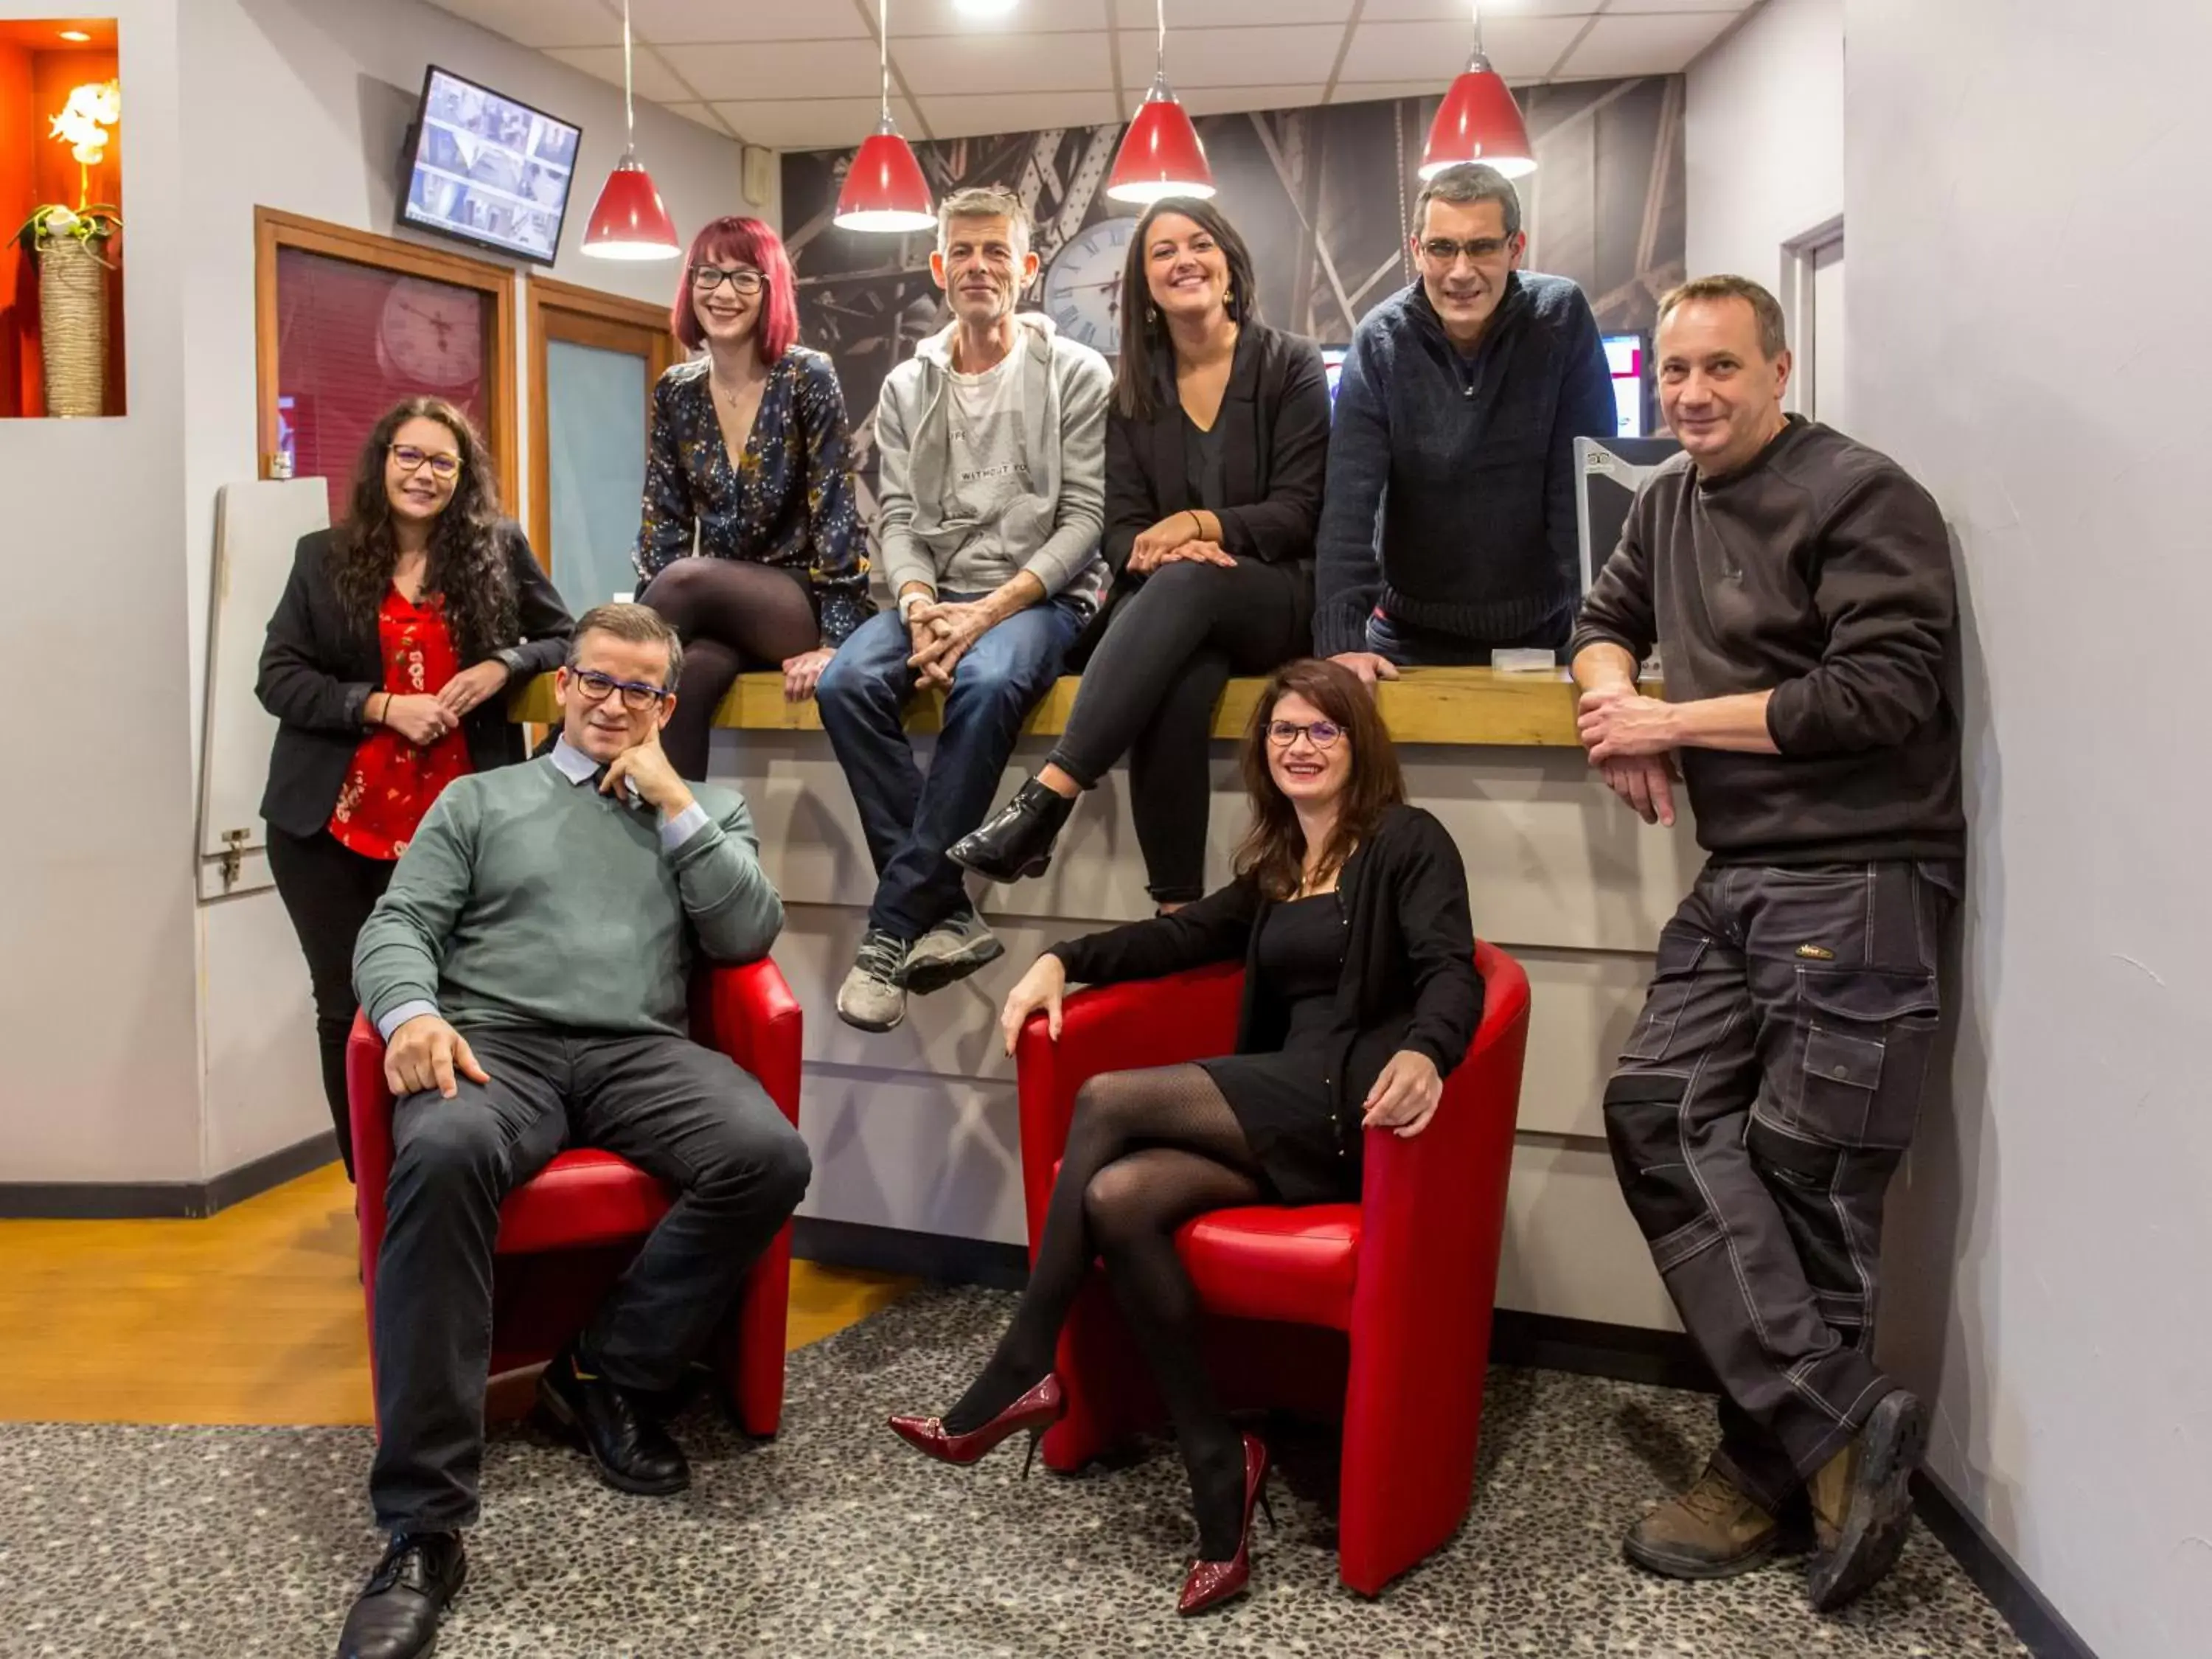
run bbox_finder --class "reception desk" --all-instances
[513,668,1696,1336]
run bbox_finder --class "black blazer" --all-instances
[256,521,574,839]
[1049,804,1482,1130]
[1102,320,1332,580]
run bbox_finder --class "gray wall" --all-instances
[1848,3,2212,1655]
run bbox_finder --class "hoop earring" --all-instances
[1147,304,1161,327]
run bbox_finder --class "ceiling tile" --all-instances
[899,0,1116,34]
[539,44,699,104]
[1360,1,1602,18]
[1117,24,1346,88]
[894,29,1116,94]
[1555,9,1737,76]
[709,97,924,151]
[1335,15,1585,83]
[1175,83,1330,116]
[660,38,886,101]
[633,0,867,40]
[1329,80,1449,104]
[658,100,736,134]
[916,88,1124,139]
[426,0,616,50]
[1164,0,1360,23]
[1606,0,1755,13]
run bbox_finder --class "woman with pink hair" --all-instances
[635,215,871,776]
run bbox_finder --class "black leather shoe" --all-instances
[335,1531,466,1659]
[946,779,1077,883]
[535,1343,690,1496]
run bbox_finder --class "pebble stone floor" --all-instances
[0,1286,2028,1659]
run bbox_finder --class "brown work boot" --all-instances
[1622,1461,1783,1579]
[1806,1388,1928,1611]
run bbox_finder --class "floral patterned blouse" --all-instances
[327,588,470,860]
[633,349,872,645]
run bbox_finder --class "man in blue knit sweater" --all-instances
[1315,162,1617,681]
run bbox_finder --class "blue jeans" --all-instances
[816,593,1085,939]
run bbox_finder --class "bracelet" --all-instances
[1186,510,1204,540]
[898,590,935,622]
[367,692,387,728]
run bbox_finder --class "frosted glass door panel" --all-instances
[546,337,650,610]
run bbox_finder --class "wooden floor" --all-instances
[0,1163,911,1427]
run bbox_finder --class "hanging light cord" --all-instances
[1155,0,1169,79]
[1470,0,1486,60]
[878,0,893,125]
[621,0,636,143]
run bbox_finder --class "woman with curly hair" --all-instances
[257,397,572,1178]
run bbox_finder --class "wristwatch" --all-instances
[897,591,936,623]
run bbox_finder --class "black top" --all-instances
[633,350,872,645]
[1313,274,1617,654]
[1104,319,1332,579]
[1183,415,1228,512]
[1571,416,1965,865]
[255,522,574,840]
[1051,804,1483,1116]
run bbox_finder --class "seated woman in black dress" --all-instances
[890,657,1481,1615]
[947,197,1330,908]
[635,215,871,779]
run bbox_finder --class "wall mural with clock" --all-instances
[778,74,1685,549]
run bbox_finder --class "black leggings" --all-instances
[266,824,397,1180]
[945,1064,1266,1560]
[637,557,821,780]
[1049,558,1305,904]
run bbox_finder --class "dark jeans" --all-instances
[266,824,397,1180]
[1366,605,1571,667]
[815,593,1085,939]
[1048,558,1305,905]
[369,1024,811,1533]
[1602,859,1960,1514]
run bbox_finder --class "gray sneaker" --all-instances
[902,908,1004,995]
[835,929,909,1032]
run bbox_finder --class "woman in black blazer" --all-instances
[257,397,571,1178]
[948,197,1331,907]
[892,658,1480,1615]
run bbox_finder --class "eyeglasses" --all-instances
[1418,237,1513,266]
[568,668,672,712]
[389,444,461,480]
[691,265,766,296]
[1266,720,1343,749]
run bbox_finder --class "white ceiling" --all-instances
[427,0,1756,149]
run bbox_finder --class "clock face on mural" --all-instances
[377,276,484,388]
[1042,215,1138,358]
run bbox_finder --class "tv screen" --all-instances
[401,66,580,264]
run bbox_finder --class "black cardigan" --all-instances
[1049,804,1483,1128]
[255,521,574,839]
[1102,320,1332,580]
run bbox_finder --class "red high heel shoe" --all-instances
[1178,1433,1275,1616]
[887,1374,1065,1477]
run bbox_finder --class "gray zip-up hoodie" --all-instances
[874,310,1112,612]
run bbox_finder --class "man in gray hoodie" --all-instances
[818,186,1111,1034]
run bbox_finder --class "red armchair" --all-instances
[1016,941,1530,1596]
[347,958,804,1437]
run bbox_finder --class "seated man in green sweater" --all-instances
[336,603,808,1659]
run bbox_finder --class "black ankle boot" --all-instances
[535,1343,690,1497]
[336,1531,466,1659]
[947,779,1077,883]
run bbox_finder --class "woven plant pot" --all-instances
[38,233,109,418]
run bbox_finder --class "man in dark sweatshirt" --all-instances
[1315,162,1616,681]
[1571,276,1964,1613]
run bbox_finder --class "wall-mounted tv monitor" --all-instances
[1603,333,1647,437]
[401,66,580,265]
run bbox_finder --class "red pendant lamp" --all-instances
[582,0,681,259]
[835,0,936,232]
[1107,0,1214,204]
[1419,1,1537,181]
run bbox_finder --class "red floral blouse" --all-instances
[327,588,472,860]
